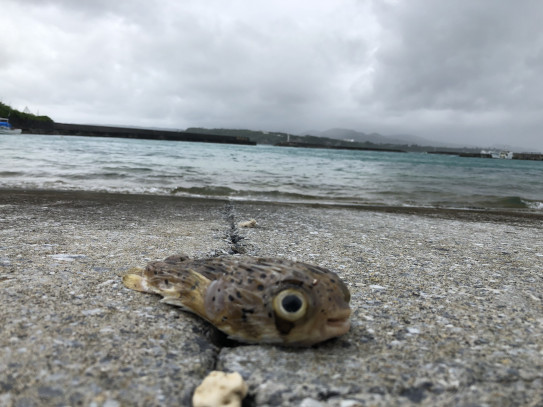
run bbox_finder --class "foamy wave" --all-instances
[523,200,543,210]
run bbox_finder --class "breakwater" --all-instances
[23,122,256,145]
[514,152,543,160]
[275,141,406,153]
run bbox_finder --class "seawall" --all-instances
[23,122,256,145]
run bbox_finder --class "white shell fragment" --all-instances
[238,219,257,228]
[192,371,248,407]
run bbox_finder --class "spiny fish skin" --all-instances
[123,255,351,346]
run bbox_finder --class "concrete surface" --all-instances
[1,190,542,406]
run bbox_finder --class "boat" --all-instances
[480,149,513,159]
[0,118,22,134]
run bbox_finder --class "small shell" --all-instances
[238,219,257,228]
[192,371,248,407]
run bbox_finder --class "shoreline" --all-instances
[2,187,543,225]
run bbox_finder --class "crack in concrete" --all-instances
[223,202,247,254]
[192,202,257,406]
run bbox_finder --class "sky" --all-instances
[2,0,543,151]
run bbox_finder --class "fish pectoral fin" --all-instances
[160,296,196,314]
[160,289,208,320]
[158,269,211,319]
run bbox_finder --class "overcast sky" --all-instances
[2,0,543,151]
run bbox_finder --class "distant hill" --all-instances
[187,127,484,153]
[304,128,453,148]
[306,128,386,144]
[304,128,535,152]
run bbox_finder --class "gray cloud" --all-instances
[2,0,543,151]
[359,0,543,149]
[369,1,543,111]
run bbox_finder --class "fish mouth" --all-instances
[325,309,351,335]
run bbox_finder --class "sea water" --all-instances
[1,133,542,211]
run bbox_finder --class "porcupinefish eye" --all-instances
[273,289,308,322]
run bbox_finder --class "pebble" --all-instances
[192,371,248,407]
[299,398,324,407]
[238,219,257,228]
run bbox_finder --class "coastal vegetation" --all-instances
[0,102,54,130]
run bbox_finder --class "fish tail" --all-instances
[122,262,212,320]
[122,268,149,292]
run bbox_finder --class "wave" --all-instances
[449,195,543,211]
[169,187,543,211]
[522,199,543,210]
[492,196,542,209]
[170,185,321,201]
[170,185,238,197]
[3,180,542,211]
[489,196,530,208]
[102,166,154,173]
[0,171,25,177]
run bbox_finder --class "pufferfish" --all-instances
[122,255,351,346]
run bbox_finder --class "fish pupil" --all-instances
[282,295,302,313]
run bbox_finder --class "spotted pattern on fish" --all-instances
[122,255,351,346]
